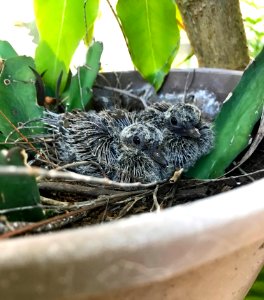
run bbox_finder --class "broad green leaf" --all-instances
[34,0,100,93]
[0,56,43,139]
[0,148,44,221]
[187,47,264,179]
[116,0,180,90]
[66,41,103,111]
[0,40,18,59]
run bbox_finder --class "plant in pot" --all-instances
[0,1,264,299]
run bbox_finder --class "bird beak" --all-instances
[173,127,201,138]
[150,150,168,167]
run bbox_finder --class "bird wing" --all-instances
[113,150,161,183]
[150,101,171,112]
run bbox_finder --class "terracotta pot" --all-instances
[1,69,263,300]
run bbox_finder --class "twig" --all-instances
[237,167,255,182]
[0,111,57,168]
[114,190,152,205]
[0,207,90,239]
[1,189,148,217]
[4,118,42,142]
[0,189,153,239]
[93,190,149,203]
[0,111,40,154]
[55,160,106,177]
[40,196,70,207]
[183,69,195,102]
[0,166,161,189]
[38,181,120,196]
[116,195,145,219]
[94,84,147,108]
[152,185,161,212]
[0,205,46,214]
[169,168,183,183]
[178,168,264,189]
[100,197,110,222]
[96,73,113,87]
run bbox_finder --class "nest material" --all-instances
[1,85,264,237]
[1,127,263,238]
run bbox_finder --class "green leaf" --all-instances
[244,16,263,25]
[34,0,100,93]
[0,56,44,139]
[116,0,180,90]
[0,148,44,221]
[0,40,18,59]
[187,47,264,179]
[66,41,103,111]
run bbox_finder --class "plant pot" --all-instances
[1,68,263,300]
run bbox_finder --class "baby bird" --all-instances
[112,123,166,183]
[42,109,134,164]
[138,102,214,175]
[42,109,165,183]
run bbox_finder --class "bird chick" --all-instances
[112,123,166,183]
[163,103,214,172]
[42,109,136,175]
[139,102,215,175]
[42,110,165,183]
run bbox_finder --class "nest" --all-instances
[4,137,262,238]
[1,77,264,237]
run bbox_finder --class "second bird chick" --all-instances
[139,102,215,175]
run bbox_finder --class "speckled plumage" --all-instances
[112,123,165,183]
[138,102,215,174]
[42,110,165,183]
[41,100,214,183]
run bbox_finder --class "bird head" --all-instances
[164,103,202,138]
[119,123,167,167]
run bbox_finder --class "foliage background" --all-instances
[0,0,263,73]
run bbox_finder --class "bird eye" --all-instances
[170,117,178,126]
[186,94,195,102]
[133,135,141,145]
